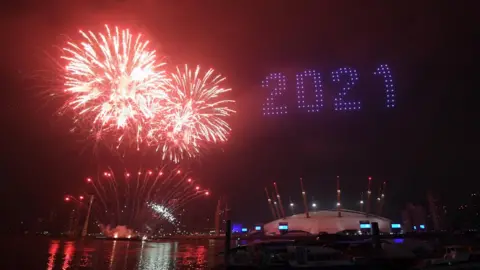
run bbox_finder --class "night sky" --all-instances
[0,1,476,229]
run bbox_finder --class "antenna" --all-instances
[378,181,387,216]
[336,176,342,217]
[366,176,372,216]
[360,192,364,212]
[264,188,277,220]
[224,200,230,221]
[289,196,295,215]
[215,198,222,236]
[376,185,382,214]
[273,182,286,218]
[300,178,310,218]
[272,191,282,219]
[427,190,440,231]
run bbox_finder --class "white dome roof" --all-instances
[263,209,391,235]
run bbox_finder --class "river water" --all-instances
[3,237,232,269]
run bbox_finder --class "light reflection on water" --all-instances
[2,237,225,269]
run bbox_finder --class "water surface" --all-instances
[4,237,227,269]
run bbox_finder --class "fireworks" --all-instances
[149,203,177,224]
[68,167,210,231]
[149,65,235,163]
[61,25,167,148]
[59,26,235,162]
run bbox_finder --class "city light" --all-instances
[312,203,317,208]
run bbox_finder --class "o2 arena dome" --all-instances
[263,209,391,235]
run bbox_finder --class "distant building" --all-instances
[263,209,391,235]
[402,203,426,232]
[427,191,445,231]
[450,192,480,230]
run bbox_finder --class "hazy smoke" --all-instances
[100,225,134,238]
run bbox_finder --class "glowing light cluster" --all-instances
[296,70,323,112]
[58,25,235,162]
[373,64,396,108]
[262,72,288,115]
[149,203,176,224]
[262,64,396,116]
[61,25,167,147]
[149,65,235,163]
[331,67,361,111]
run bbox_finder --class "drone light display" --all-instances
[262,64,396,115]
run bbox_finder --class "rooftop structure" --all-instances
[263,209,391,235]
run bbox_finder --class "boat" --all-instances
[226,240,294,267]
[427,245,480,266]
[287,244,354,268]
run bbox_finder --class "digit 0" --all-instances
[296,69,324,112]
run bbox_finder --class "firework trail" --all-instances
[67,166,210,231]
[149,65,236,163]
[61,25,168,149]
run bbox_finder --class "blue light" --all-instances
[241,228,248,232]
[373,64,396,108]
[413,226,417,230]
[391,224,401,229]
[255,226,261,231]
[296,69,323,112]
[331,67,361,111]
[393,238,404,244]
[360,224,371,229]
[419,224,425,229]
[278,225,288,230]
[262,65,397,115]
[232,223,242,233]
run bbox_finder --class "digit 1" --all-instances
[262,72,288,116]
[296,69,324,112]
[331,67,361,111]
[373,64,396,108]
